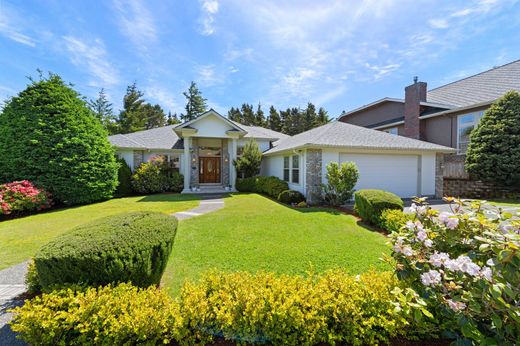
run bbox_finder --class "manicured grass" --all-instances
[488,199,520,207]
[163,193,391,296]
[0,194,199,269]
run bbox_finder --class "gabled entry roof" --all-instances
[174,109,246,137]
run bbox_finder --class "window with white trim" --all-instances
[457,112,484,154]
[283,155,300,184]
[383,127,398,135]
[283,157,290,182]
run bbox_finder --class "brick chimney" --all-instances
[404,77,427,140]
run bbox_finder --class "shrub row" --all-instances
[0,180,52,216]
[131,156,183,194]
[12,271,423,346]
[236,176,289,199]
[34,211,177,289]
[354,189,403,227]
[278,189,306,204]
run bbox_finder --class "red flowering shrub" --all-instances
[0,180,52,215]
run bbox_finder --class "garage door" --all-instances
[339,153,419,197]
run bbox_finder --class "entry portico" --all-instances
[174,110,246,193]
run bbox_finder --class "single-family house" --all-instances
[337,59,520,197]
[109,109,454,203]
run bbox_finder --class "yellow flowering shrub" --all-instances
[11,271,425,345]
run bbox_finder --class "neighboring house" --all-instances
[109,109,454,203]
[338,59,520,197]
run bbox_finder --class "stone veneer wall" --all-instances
[190,139,199,188]
[435,153,444,198]
[443,179,512,199]
[222,140,230,187]
[305,149,322,205]
[133,150,144,170]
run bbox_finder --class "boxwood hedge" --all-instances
[236,176,289,199]
[354,189,404,227]
[34,211,177,289]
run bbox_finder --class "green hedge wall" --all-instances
[34,211,177,289]
[354,189,403,226]
[236,176,289,199]
[278,190,306,204]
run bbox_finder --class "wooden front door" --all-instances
[199,157,221,183]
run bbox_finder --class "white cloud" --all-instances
[0,4,36,47]
[63,36,119,87]
[199,0,219,35]
[145,85,178,112]
[197,64,219,86]
[365,63,401,80]
[112,0,157,48]
[428,18,449,29]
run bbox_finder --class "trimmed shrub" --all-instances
[322,161,359,206]
[234,139,262,178]
[10,283,182,346]
[34,211,177,289]
[131,157,171,194]
[169,171,184,193]
[278,189,305,204]
[235,176,257,192]
[0,180,52,215]
[11,271,427,346]
[381,209,414,233]
[115,157,133,196]
[235,176,289,199]
[0,74,118,205]
[354,189,403,226]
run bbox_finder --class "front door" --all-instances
[199,157,221,183]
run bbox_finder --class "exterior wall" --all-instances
[190,138,199,187]
[435,153,444,198]
[192,114,234,137]
[262,154,305,194]
[443,178,511,199]
[222,139,230,187]
[339,102,404,127]
[238,138,271,153]
[404,82,427,139]
[116,149,134,170]
[133,150,144,170]
[305,149,322,204]
[422,115,455,148]
[421,153,436,196]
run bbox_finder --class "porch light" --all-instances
[224,154,229,163]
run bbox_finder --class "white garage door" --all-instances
[339,153,419,197]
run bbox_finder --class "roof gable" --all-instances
[175,109,245,134]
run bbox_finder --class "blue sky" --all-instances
[1,0,519,118]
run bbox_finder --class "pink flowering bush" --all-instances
[0,180,52,215]
[390,197,520,344]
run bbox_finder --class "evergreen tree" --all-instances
[0,73,118,205]
[228,107,242,123]
[118,83,146,133]
[303,102,317,132]
[267,105,282,132]
[316,107,330,126]
[254,103,266,127]
[241,103,255,125]
[181,81,207,122]
[166,111,180,125]
[88,88,118,134]
[466,91,520,188]
[141,103,167,129]
[233,139,262,178]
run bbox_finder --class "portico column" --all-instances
[230,138,238,190]
[183,136,191,192]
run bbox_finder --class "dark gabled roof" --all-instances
[264,121,455,155]
[427,60,520,107]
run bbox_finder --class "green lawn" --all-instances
[488,199,520,207]
[162,193,391,296]
[0,194,199,269]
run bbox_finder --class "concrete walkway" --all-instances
[0,194,227,345]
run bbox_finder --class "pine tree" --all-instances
[241,103,255,125]
[181,81,207,122]
[228,107,242,123]
[316,107,330,126]
[88,89,118,134]
[166,111,180,125]
[254,103,266,127]
[303,102,317,132]
[118,83,146,133]
[267,105,282,132]
[141,103,167,129]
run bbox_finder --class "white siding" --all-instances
[192,113,234,137]
[420,153,436,195]
[116,149,134,170]
[262,153,304,194]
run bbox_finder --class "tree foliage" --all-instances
[234,139,262,178]
[323,161,359,206]
[181,81,207,122]
[466,91,520,188]
[0,73,118,205]
[88,88,118,134]
[228,102,330,135]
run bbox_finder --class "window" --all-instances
[168,155,180,170]
[283,157,290,182]
[383,127,398,135]
[283,155,300,184]
[292,155,299,184]
[457,112,483,154]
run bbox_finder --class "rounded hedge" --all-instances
[354,189,403,226]
[34,211,178,289]
[0,74,118,205]
[278,189,306,204]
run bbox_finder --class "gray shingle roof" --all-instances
[264,121,455,155]
[108,123,287,150]
[427,60,520,107]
